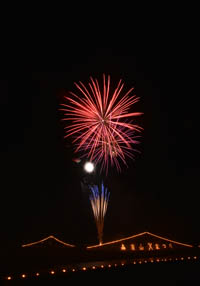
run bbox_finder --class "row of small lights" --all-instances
[134,255,198,264]
[5,256,198,281]
[5,265,111,281]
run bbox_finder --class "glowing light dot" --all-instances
[62,269,66,273]
[82,267,86,271]
[50,271,55,275]
[108,264,111,267]
[194,256,197,259]
[22,274,26,278]
[84,162,94,173]
[7,276,12,280]
[121,243,126,250]
[36,273,40,276]
[101,265,104,268]
[92,266,96,269]
[72,269,75,272]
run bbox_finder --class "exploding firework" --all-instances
[89,183,110,245]
[60,74,143,172]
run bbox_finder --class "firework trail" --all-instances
[60,74,143,172]
[89,183,110,244]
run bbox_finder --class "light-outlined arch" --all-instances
[86,231,193,249]
[21,235,75,248]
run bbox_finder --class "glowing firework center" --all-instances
[84,162,94,173]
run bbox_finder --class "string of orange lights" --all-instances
[21,232,193,249]
[3,256,198,281]
[21,235,75,248]
[86,231,193,249]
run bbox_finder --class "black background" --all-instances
[1,23,199,250]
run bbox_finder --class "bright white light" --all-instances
[84,162,94,173]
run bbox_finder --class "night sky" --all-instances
[1,41,199,249]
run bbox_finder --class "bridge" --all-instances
[1,231,200,282]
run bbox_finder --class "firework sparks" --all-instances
[89,183,110,245]
[60,74,143,172]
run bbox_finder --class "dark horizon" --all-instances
[1,45,199,250]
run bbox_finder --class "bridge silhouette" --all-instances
[1,231,200,282]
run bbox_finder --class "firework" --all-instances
[60,74,143,172]
[89,183,110,244]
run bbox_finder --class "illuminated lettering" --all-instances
[169,243,173,248]
[162,244,167,248]
[139,243,144,250]
[155,243,160,250]
[147,242,153,250]
[121,244,126,251]
[130,244,135,251]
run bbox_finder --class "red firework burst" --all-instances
[60,74,143,172]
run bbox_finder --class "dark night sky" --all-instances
[1,37,200,249]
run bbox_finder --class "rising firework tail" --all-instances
[60,74,143,173]
[89,183,110,245]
